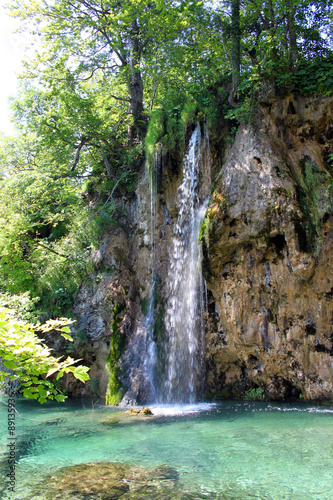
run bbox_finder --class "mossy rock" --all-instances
[127,407,153,416]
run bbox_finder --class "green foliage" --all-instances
[291,157,333,249]
[244,387,265,401]
[293,56,333,96]
[0,292,41,323]
[90,377,99,395]
[145,89,219,168]
[0,308,89,403]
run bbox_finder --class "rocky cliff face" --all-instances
[66,94,333,403]
[203,95,333,400]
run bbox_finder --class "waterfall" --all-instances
[142,150,159,402]
[162,124,210,403]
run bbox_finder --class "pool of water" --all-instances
[0,398,332,499]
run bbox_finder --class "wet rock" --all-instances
[127,407,153,416]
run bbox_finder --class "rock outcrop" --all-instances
[203,95,333,400]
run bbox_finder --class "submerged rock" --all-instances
[31,461,209,499]
[100,409,156,427]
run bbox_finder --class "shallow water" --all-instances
[0,398,332,499]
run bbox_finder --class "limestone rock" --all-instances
[204,95,333,401]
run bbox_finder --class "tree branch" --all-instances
[86,173,126,223]
[37,242,68,258]
[70,137,86,172]
[109,94,131,102]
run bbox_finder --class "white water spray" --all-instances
[163,124,210,403]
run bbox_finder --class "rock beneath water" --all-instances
[100,410,156,427]
[31,461,212,499]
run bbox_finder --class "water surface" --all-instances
[0,398,332,499]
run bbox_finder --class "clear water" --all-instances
[1,398,333,499]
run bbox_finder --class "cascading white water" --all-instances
[163,124,211,403]
[142,151,159,401]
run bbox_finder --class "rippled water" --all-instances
[0,398,332,499]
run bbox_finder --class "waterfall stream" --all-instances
[162,124,210,403]
[141,124,210,404]
[143,156,158,402]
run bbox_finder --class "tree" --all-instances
[10,0,205,140]
[230,0,241,106]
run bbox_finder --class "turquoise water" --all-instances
[0,398,332,499]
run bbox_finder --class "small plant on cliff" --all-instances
[244,388,265,401]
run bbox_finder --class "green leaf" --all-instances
[36,385,47,398]
[60,326,71,333]
[3,360,17,370]
[23,388,34,399]
[72,365,90,382]
[46,366,59,378]
[55,394,66,402]
[61,333,74,342]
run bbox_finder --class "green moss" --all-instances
[286,157,332,251]
[105,302,126,406]
[75,328,88,344]
[199,214,211,244]
[145,109,165,168]
[140,295,150,317]
[145,91,219,173]
[199,194,226,246]
[180,100,197,130]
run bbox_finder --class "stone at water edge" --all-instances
[127,407,153,415]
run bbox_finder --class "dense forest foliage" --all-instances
[0,0,332,400]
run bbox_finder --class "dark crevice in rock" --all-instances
[305,319,316,335]
[287,101,297,115]
[314,338,332,355]
[270,234,287,256]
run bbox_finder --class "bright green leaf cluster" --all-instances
[0,308,89,403]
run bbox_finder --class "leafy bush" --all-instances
[0,309,89,403]
[244,387,265,401]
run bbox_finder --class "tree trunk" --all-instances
[229,0,241,108]
[287,0,298,72]
[127,19,148,139]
